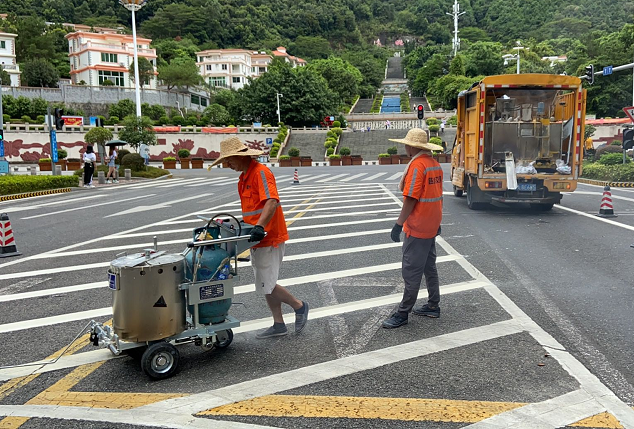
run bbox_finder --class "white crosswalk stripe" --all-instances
[362,172,388,181]
[387,172,403,180]
[340,173,368,182]
[316,173,349,182]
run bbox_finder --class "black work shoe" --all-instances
[413,304,440,318]
[382,313,408,329]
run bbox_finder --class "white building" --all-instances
[271,46,306,67]
[0,32,21,87]
[196,49,257,90]
[251,52,272,77]
[65,31,158,89]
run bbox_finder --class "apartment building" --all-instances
[0,32,21,87]
[65,31,158,89]
[251,52,272,77]
[196,49,256,90]
[271,46,306,68]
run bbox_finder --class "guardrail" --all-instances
[0,123,282,134]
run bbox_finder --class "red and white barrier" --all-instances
[597,186,617,218]
[292,168,300,185]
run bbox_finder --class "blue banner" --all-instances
[51,131,58,163]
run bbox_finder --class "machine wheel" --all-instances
[453,185,463,197]
[141,342,180,380]
[466,182,487,210]
[530,203,554,212]
[216,329,234,349]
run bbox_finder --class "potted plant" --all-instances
[278,155,292,167]
[178,149,191,169]
[66,157,82,171]
[351,154,363,165]
[339,147,352,165]
[288,147,300,167]
[163,156,177,169]
[57,149,68,171]
[399,154,411,164]
[329,154,341,166]
[378,153,391,165]
[428,124,440,136]
[191,157,204,169]
[38,157,52,171]
[300,156,312,167]
[387,146,400,164]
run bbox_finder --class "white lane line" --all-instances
[0,277,482,381]
[20,195,156,220]
[297,174,329,182]
[158,178,210,188]
[184,180,214,188]
[555,204,634,232]
[284,202,396,214]
[340,173,367,182]
[127,178,187,189]
[0,262,112,281]
[104,194,213,218]
[225,192,391,206]
[1,194,103,214]
[0,277,51,296]
[168,208,401,225]
[387,172,403,180]
[211,180,237,186]
[0,242,404,303]
[0,256,462,333]
[362,172,388,181]
[232,197,395,209]
[316,174,350,183]
[278,183,378,193]
[464,390,605,429]
[572,191,634,203]
[141,318,520,415]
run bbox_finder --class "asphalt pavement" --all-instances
[0,165,633,428]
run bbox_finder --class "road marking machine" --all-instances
[89,214,256,379]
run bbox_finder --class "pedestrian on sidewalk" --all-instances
[211,137,309,339]
[105,147,118,183]
[440,119,446,133]
[382,128,444,329]
[82,145,96,188]
[385,120,391,129]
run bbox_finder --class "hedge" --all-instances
[73,165,170,179]
[0,175,78,195]
[581,162,634,182]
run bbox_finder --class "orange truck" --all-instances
[451,74,586,210]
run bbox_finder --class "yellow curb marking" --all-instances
[0,188,72,202]
[198,394,627,428]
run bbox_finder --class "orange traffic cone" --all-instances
[0,213,21,258]
[597,186,617,218]
[292,168,300,185]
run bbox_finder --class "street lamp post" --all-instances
[503,41,528,74]
[119,0,147,118]
[276,93,283,124]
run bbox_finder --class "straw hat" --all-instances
[388,128,444,151]
[211,136,264,166]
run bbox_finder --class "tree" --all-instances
[109,99,136,120]
[449,54,466,76]
[118,115,157,151]
[290,36,331,60]
[129,57,155,88]
[308,57,363,105]
[203,104,230,125]
[84,127,114,165]
[464,42,505,77]
[21,58,59,88]
[153,38,200,65]
[0,69,10,86]
[158,57,201,90]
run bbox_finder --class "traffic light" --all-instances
[417,104,425,120]
[623,129,634,151]
[54,108,65,130]
[585,64,595,85]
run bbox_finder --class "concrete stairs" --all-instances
[338,129,408,159]
[282,131,328,160]
[352,98,374,114]
[386,57,404,79]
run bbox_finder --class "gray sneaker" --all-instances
[256,324,288,339]
[295,301,309,333]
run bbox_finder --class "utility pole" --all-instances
[446,0,465,57]
[0,77,4,161]
[276,93,283,124]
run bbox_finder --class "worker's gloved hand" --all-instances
[390,223,403,242]
[249,225,266,242]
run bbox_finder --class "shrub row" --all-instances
[370,95,383,114]
[0,175,78,196]
[73,165,170,179]
[581,162,634,182]
[400,93,410,112]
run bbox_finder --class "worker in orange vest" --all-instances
[382,128,444,329]
[211,137,308,338]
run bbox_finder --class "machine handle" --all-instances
[187,235,252,248]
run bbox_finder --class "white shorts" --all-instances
[250,243,285,295]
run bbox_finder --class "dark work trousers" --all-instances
[397,234,440,316]
[83,162,94,185]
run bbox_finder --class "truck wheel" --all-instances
[530,203,554,211]
[141,342,179,380]
[466,182,486,210]
[453,185,463,197]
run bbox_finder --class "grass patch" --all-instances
[0,175,78,196]
[73,165,170,179]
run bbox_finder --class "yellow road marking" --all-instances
[198,394,628,428]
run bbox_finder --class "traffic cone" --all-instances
[292,168,300,185]
[597,186,617,218]
[0,213,21,258]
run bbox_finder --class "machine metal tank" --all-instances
[109,252,186,342]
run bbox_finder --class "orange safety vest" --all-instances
[401,154,443,239]
[238,160,288,248]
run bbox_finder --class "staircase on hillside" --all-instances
[338,129,407,160]
[381,96,401,113]
[351,98,374,114]
[281,131,328,160]
[386,57,404,80]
